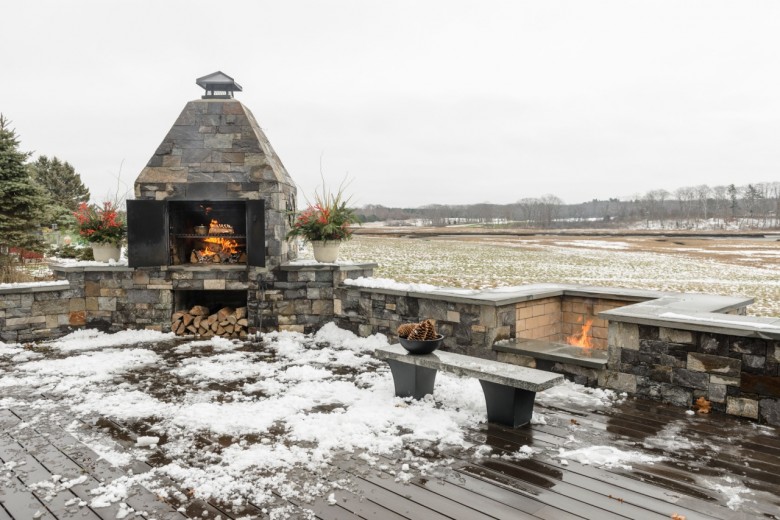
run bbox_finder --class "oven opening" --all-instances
[169,201,247,265]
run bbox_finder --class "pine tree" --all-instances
[27,155,91,225]
[28,155,91,209]
[0,114,46,281]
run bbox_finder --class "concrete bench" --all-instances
[374,344,564,428]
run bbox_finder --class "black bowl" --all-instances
[399,334,444,355]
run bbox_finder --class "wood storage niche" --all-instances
[172,290,247,339]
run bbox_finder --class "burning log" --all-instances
[171,305,248,339]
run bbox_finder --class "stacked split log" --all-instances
[171,306,248,339]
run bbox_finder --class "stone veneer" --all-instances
[133,98,297,269]
[0,282,75,342]
[2,276,778,425]
[0,262,375,341]
[602,301,780,425]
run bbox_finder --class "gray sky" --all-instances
[3,0,779,208]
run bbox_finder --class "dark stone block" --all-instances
[455,323,473,345]
[635,377,658,397]
[127,290,160,304]
[688,352,741,377]
[661,385,693,407]
[621,349,640,364]
[759,398,780,426]
[672,368,709,390]
[572,375,588,386]
[639,351,659,366]
[284,289,306,300]
[700,334,729,356]
[649,365,672,383]
[741,373,780,398]
[315,271,334,282]
[396,297,418,317]
[658,354,686,368]
[730,338,767,356]
[638,325,659,340]
[86,319,112,332]
[711,402,726,414]
[727,385,742,397]
[640,339,668,356]
[742,355,766,374]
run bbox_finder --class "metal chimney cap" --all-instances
[196,71,243,99]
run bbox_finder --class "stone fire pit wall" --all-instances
[334,283,650,359]
[602,302,780,425]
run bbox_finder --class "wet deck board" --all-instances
[3,393,779,520]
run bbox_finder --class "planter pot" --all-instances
[399,335,444,355]
[91,243,122,262]
[312,240,341,263]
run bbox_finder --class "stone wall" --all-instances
[603,321,780,425]
[264,264,376,334]
[40,262,376,337]
[335,287,516,358]
[0,283,76,342]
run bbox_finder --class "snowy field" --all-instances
[333,235,780,317]
[2,326,775,518]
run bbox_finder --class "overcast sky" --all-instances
[3,1,779,208]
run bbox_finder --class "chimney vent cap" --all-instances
[196,71,242,99]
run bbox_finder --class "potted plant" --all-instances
[287,183,359,263]
[73,201,126,262]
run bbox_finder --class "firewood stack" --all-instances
[171,305,248,339]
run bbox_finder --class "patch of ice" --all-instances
[707,476,753,511]
[536,380,622,409]
[643,423,696,452]
[558,445,665,469]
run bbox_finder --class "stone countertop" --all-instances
[374,344,564,392]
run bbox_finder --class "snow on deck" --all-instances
[1,326,778,519]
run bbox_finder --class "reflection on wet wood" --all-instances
[2,385,779,519]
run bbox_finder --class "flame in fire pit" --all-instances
[566,318,594,349]
[191,219,244,263]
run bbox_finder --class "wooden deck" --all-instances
[2,393,778,520]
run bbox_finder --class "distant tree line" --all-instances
[356,183,780,230]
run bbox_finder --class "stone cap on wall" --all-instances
[0,281,70,295]
[281,262,378,272]
[600,294,780,340]
[340,281,673,307]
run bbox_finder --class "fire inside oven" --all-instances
[169,201,246,265]
[126,198,264,268]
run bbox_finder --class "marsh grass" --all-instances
[334,235,780,317]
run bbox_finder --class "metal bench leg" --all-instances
[386,360,437,399]
[479,380,536,427]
